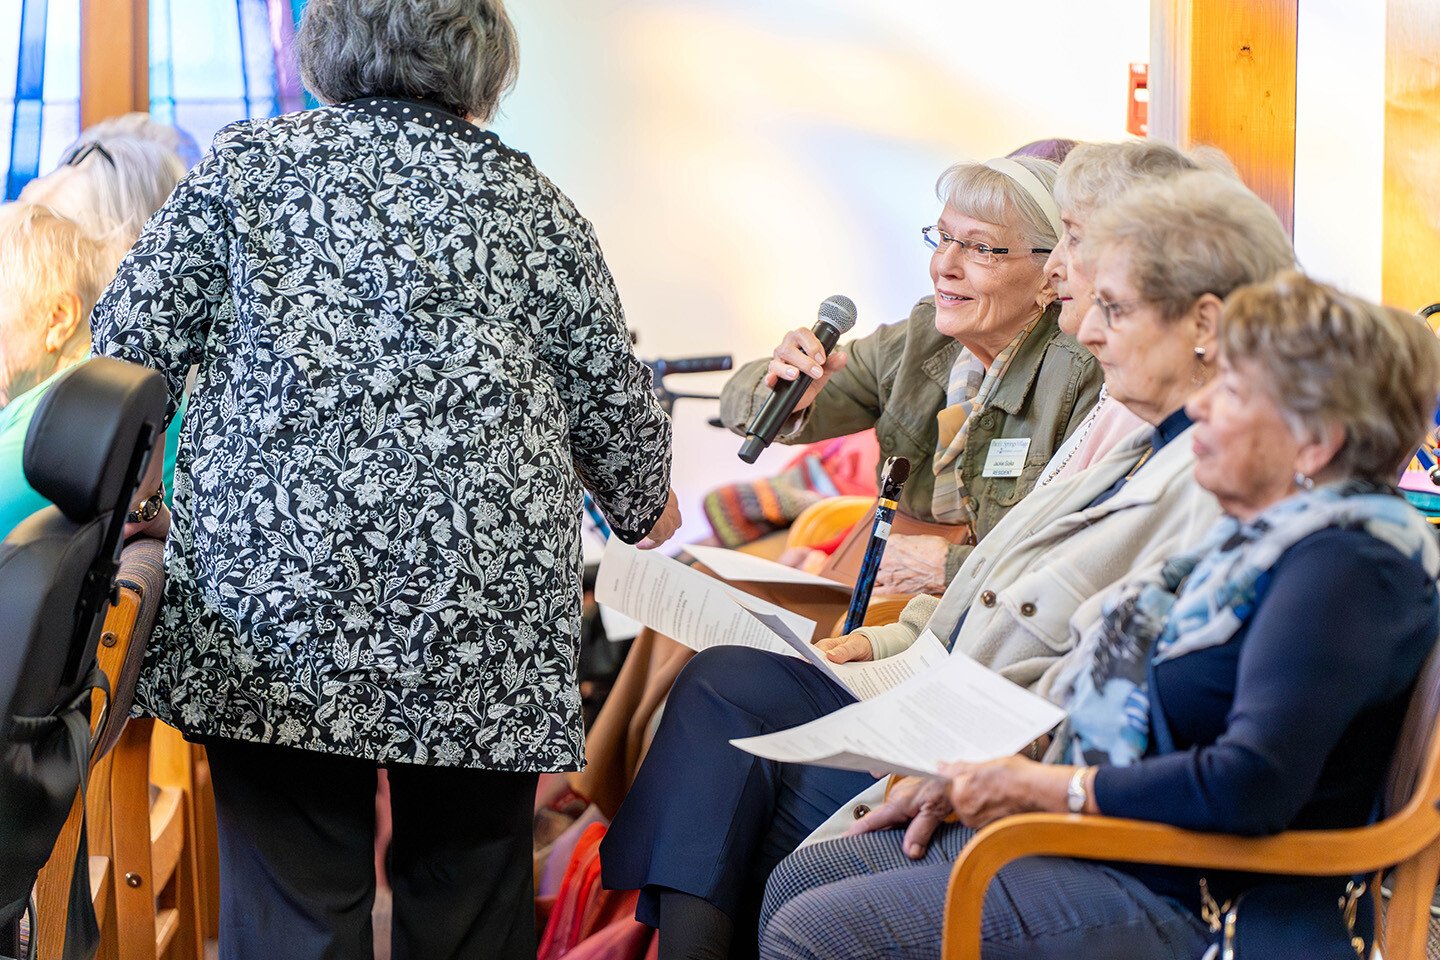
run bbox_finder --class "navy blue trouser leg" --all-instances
[207,738,377,960]
[600,647,874,946]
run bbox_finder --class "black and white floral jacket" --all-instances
[91,99,672,771]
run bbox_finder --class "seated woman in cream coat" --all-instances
[600,169,1295,960]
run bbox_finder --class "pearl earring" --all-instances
[1194,346,1207,360]
[1294,471,1314,491]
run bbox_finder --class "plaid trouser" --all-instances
[759,822,1209,960]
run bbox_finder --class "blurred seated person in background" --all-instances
[1,121,189,538]
[21,118,191,245]
[573,155,1102,820]
[0,205,127,534]
[600,167,1293,960]
[760,269,1440,960]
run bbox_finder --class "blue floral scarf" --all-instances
[1055,482,1440,768]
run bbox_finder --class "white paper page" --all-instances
[595,540,815,656]
[731,650,1067,778]
[737,614,949,703]
[827,630,950,700]
[683,544,852,593]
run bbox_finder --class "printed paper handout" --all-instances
[731,648,1067,777]
[595,541,946,700]
[682,544,852,593]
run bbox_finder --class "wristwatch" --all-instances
[127,490,165,524]
[1066,767,1090,814]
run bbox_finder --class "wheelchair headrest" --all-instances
[22,357,167,523]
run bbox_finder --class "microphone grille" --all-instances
[887,456,911,486]
[818,294,858,333]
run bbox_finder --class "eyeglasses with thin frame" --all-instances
[61,141,116,170]
[921,225,1051,266]
[1089,292,1155,328]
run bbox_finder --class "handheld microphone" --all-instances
[738,295,857,463]
[842,457,911,635]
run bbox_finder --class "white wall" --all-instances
[1293,0,1387,300]
[490,2,1149,544]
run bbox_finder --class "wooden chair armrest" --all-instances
[942,807,1440,960]
[786,496,872,550]
[827,595,919,638]
[862,595,916,628]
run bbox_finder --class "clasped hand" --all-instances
[846,757,1073,859]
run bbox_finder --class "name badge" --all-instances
[982,438,1031,478]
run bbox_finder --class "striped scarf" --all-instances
[930,321,1036,523]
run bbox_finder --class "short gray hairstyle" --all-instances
[1221,270,1440,484]
[1054,141,1203,222]
[0,202,116,338]
[1083,170,1295,321]
[20,136,186,252]
[936,156,1060,258]
[298,0,519,122]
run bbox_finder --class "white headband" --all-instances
[983,157,1063,245]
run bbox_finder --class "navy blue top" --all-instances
[1093,525,1440,909]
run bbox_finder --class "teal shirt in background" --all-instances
[0,368,186,538]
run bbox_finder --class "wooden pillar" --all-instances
[1151,0,1299,235]
[1383,0,1440,313]
[79,0,149,128]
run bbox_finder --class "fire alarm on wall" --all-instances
[1128,63,1149,137]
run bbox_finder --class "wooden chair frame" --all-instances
[941,649,1440,960]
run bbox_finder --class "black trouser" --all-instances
[203,737,538,960]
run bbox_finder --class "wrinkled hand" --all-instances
[942,755,1070,828]
[637,489,682,549]
[814,630,874,664]
[762,327,849,413]
[845,775,954,859]
[873,534,949,595]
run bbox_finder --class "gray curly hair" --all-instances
[297,0,519,121]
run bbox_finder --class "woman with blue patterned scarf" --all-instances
[758,272,1440,960]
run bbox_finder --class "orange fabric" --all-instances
[536,822,655,960]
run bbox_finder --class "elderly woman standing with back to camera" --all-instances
[90,2,679,959]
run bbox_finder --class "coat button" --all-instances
[852,804,871,820]
[1020,602,1037,617]
[980,590,997,607]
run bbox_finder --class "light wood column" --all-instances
[79,0,149,128]
[1151,0,1298,235]
[1383,0,1440,313]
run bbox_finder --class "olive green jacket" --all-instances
[719,297,1102,580]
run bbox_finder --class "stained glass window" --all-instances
[2,0,311,199]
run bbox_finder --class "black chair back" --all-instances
[0,356,165,938]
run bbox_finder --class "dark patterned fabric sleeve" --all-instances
[90,146,233,422]
[535,211,672,544]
